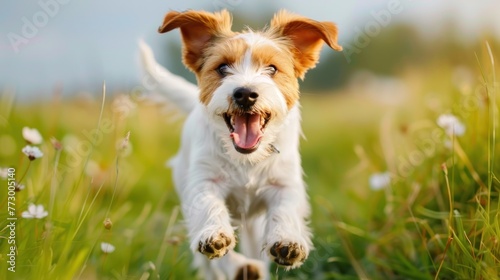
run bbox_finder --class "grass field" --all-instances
[0,44,499,279]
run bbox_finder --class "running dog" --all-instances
[140,9,341,279]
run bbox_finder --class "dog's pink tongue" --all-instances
[230,114,262,149]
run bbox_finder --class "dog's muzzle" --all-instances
[223,87,271,154]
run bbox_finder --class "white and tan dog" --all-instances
[140,9,341,280]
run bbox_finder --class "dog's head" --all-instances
[159,10,342,163]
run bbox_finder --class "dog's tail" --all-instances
[138,40,199,114]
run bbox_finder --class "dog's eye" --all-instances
[217,64,230,76]
[267,65,277,76]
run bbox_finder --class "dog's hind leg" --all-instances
[193,253,223,280]
[239,215,265,259]
[237,214,270,279]
[192,216,268,280]
[211,250,266,280]
[239,215,270,266]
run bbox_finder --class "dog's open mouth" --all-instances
[223,112,270,154]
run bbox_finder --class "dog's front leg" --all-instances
[262,180,312,269]
[182,178,236,260]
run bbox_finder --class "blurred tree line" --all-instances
[303,21,499,92]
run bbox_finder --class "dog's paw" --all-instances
[234,264,263,280]
[267,241,307,268]
[198,232,234,259]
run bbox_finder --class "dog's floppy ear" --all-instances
[159,10,233,72]
[270,10,342,79]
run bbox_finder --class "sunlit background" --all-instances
[2,0,500,97]
[1,1,499,279]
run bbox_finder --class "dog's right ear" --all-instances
[159,10,233,72]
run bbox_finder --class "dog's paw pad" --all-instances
[198,232,233,259]
[268,242,306,267]
[234,264,262,280]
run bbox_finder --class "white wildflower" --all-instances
[22,127,43,144]
[101,242,116,253]
[15,183,25,192]
[369,172,391,191]
[21,204,48,219]
[22,145,43,161]
[0,167,8,179]
[437,114,465,137]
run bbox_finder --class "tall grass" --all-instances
[0,44,498,279]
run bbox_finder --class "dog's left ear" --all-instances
[158,10,233,72]
[270,10,342,79]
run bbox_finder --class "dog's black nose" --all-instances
[233,87,258,109]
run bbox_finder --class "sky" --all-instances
[1,0,500,98]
